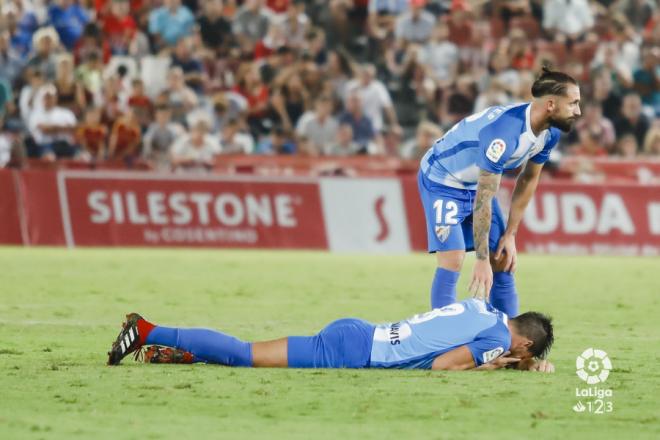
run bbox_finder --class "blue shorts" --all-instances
[287,318,375,368]
[417,170,506,253]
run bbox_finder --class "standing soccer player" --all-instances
[419,67,581,316]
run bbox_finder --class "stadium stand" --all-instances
[0,0,658,182]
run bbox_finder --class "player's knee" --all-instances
[436,251,465,272]
[490,254,508,272]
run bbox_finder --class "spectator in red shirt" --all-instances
[108,107,142,160]
[507,28,535,70]
[267,0,290,15]
[447,1,474,47]
[76,106,107,161]
[127,78,153,131]
[254,21,287,60]
[233,63,270,136]
[102,0,137,55]
[95,0,144,18]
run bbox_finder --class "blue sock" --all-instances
[431,267,460,309]
[146,326,253,367]
[490,272,519,317]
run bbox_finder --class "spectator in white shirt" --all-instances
[395,0,435,44]
[295,95,339,155]
[170,114,221,172]
[344,64,400,134]
[28,84,78,160]
[220,118,255,154]
[418,22,459,86]
[142,105,185,170]
[542,0,594,40]
[0,121,18,167]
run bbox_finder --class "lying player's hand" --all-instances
[491,352,521,369]
[494,234,517,273]
[477,351,520,370]
[469,258,493,300]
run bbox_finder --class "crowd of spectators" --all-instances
[0,0,658,172]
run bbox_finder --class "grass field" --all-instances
[0,248,659,439]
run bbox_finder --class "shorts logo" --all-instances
[483,347,504,363]
[576,348,612,384]
[435,225,451,242]
[486,139,507,163]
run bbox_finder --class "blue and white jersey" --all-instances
[369,299,511,369]
[420,103,561,190]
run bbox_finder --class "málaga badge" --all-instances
[435,225,451,242]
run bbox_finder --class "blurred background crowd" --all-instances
[0,0,658,172]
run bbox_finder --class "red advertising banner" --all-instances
[21,170,67,245]
[498,181,660,256]
[57,171,328,249]
[401,175,660,256]
[0,169,658,255]
[0,170,24,245]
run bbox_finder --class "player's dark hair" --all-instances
[511,312,554,359]
[531,66,578,98]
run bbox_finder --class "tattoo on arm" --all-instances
[473,170,502,260]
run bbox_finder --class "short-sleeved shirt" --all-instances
[148,5,195,46]
[420,103,561,190]
[29,106,77,145]
[344,79,393,132]
[370,299,511,369]
[338,112,375,147]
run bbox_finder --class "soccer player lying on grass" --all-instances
[107,299,554,372]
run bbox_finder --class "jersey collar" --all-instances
[525,103,537,141]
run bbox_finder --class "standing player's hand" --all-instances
[469,259,493,300]
[494,233,517,273]
[529,359,555,373]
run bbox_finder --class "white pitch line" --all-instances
[0,319,116,327]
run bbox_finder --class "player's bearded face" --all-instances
[548,111,576,132]
[548,86,581,132]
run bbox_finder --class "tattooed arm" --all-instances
[468,169,502,297]
[473,170,502,260]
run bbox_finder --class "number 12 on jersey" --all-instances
[433,199,458,225]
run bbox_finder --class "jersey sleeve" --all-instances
[465,322,511,367]
[529,127,561,164]
[476,118,520,174]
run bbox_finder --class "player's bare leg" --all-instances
[436,250,465,272]
[252,338,288,367]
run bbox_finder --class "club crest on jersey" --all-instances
[486,139,506,163]
[435,225,451,242]
[483,347,504,363]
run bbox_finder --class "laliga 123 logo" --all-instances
[576,348,612,384]
[573,348,614,414]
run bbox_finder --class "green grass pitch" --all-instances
[0,248,659,439]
